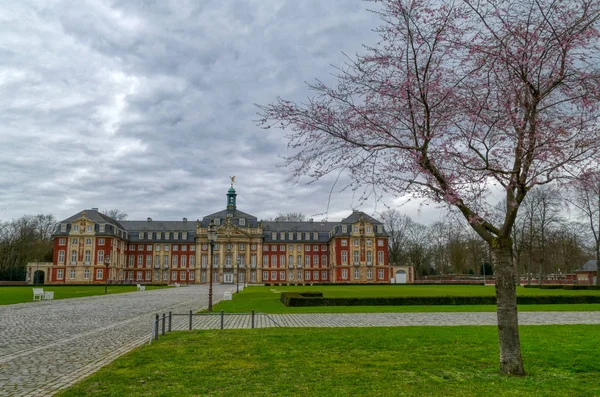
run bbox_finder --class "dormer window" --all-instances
[182,232,188,240]
[99,224,105,232]
[61,224,67,232]
[86,225,93,232]
[139,232,143,239]
[271,232,276,240]
[342,225,347,233]
[239,218,246,226]
[214,218,220,225]
[73,225,79,232]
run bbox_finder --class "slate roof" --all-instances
[340,211,383,225]
[200,208,260,228]
[60,209,122,228]
[119,220,196,232]
[262,221,337,232]
[576,260,598,272]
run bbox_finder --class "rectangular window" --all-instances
[59,238,66,245]
[163,272,168,281]
[60,224,67,232]
[354,269,360,279]
[146,271,151,281]
[353,226,359,233]
[280,255,285,267]
[353,239,358,246]
[154,271,160,280]
[147,255,152,267]
[378,269,385,279]
[155,255,160,267]
[341,251,347,264]
[190,245,195,251]
[263,271,269,280]
[289,271,294,281]
[138,233,143,239]
[305,245,310,251]
[341,239,347,246]
[367,269,373,279]
[189,272,195,280]
[271,232,276,240]
[278,245,283,251]
[71,250,77,263]
[305,271,310,280]
[263,255,268,267]
[165,233,170,240]
[128,255,134,267]
[72,239,78,245]
[181,256,187,267]
[173,233,179,240]
[70,269,76,279]
[239,218,245,226]
[280,271,285,280]
[138,245,143,251]
[173,245,179,251]
[172,256,178,268]
[322,271,327,280]
[57,269,64,279]
[214,219,220,225]
[136,271,142,280]
[321,245,327,251]
[378,251,384,264]
[271,271,277,280]
[73,225,79,232]
[271,255,277,267]
[321,255,327,266]
[305,256,310,267]
[313,271,319,280]
[313,233,318,240]
[342,269,348,279]
[251,254,257,268]
[147,245,153,251]
[97,238,104,246]
[164,245,170,251]
[378,239,384,247]
[353,251,359,264]
[313,255,318,266]
[85,250,91,262]
[182,245,187,251]
[163,255,169,266]
[96,269,103,279]
[58,250,65,263]
[313,245,318,251]
[183,232,188,240]
[137,255,143,266]
[367,240,372,247]
[297,256,302,268]
[297,271,302,280]
[366,226,372,233]
[264,245,269,252]
[288,255,293,268]
[190,255,195,267]
[342,225,347,233]
[180,271,186,281]
[171,271,177,280]
[84,269,90,279]
[155,245,161,251]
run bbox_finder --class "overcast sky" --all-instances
[0,0,447,224]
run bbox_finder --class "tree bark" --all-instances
[492,240,525,375]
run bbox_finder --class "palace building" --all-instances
[27,183,414,285]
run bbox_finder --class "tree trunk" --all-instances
[492,240,525,375]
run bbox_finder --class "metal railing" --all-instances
[150,310,280,343]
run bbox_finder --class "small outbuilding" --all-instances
[575,260,598,285]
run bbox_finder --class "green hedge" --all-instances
[522,285,600,290]
[563,285,600,290]
[280,292,600,307]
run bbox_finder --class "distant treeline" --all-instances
[0,214,55,281]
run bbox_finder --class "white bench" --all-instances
[43,291,54,300]
[174,283,181,288]
[33,288,44,301]
[223,291,233,300]
[136,284,145,291]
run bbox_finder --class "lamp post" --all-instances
[104,255,111,294]
[207,221,218,312]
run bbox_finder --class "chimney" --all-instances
[183,217,188,222]
[147,217,152,222]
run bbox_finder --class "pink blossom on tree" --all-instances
[258,0,600,375]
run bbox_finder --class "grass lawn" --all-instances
[57,325,600,397]
[211,285,600,313]
[0,285,169,305]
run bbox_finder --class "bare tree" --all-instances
[258,0,600,374]
[274,212,306,222]
[568,171,600,284]
[102,208,128,221]
[379,209,413,266]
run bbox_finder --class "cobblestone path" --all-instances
[0,285,233,397]
[164,311,600,331]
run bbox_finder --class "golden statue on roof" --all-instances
[230,176,236,186]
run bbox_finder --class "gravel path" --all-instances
[2,287,599,397]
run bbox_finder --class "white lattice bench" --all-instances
[33,288,44,301]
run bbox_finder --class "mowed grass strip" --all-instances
[212,285,600,313]
[58,325,600,397]
[0,285,169,305]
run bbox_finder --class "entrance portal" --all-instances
[33,270,45,285]
[224,273,233,284]
[395,270,407,284]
